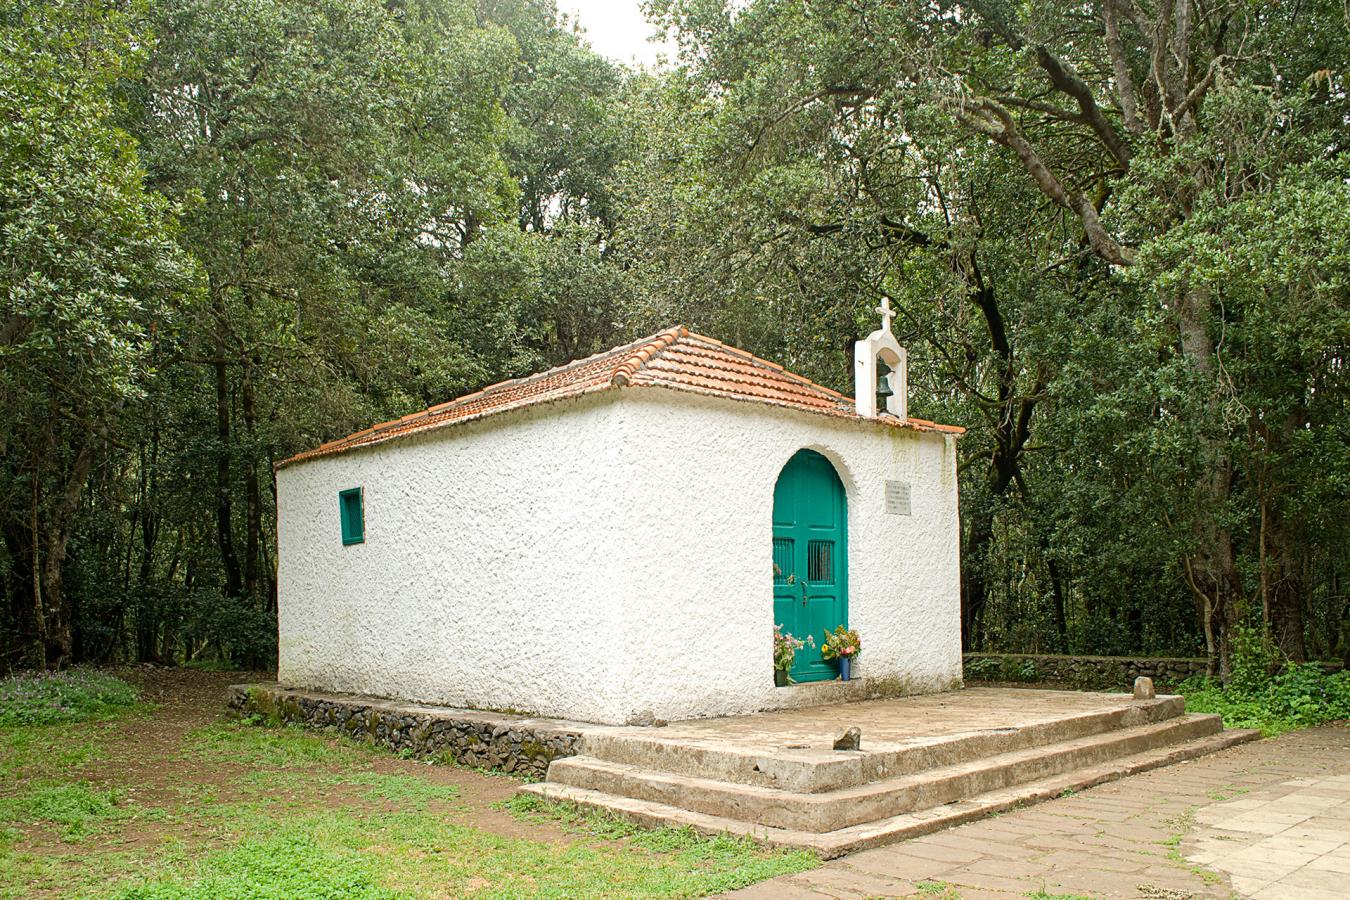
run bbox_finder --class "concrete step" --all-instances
[580,695,1187,792]
[548,713,1225,832]
[519,727,1260,858]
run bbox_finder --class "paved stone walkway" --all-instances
[726,725,1349,899]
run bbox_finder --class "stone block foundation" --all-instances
[227,684,584,779]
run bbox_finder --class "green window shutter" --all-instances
[339,488,364,545]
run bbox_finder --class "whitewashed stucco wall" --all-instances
[605,390,963,723]
[277,391,639,724]
[277,386,962,725]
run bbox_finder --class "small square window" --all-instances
[339,487,364,545]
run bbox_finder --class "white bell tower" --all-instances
[854,296,907,420]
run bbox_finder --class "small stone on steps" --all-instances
[1134,676,1156,700]
[834,726,862,751]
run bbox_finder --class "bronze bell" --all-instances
[876,360,893,402]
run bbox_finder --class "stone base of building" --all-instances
[226,683,585,780]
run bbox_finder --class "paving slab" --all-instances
[722,724,1349,899]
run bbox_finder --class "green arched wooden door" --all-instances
[772,449,848,682]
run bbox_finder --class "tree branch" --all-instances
[958,98,1134,265]
[1103,0,1146,135]
[1174,55,1225,122]
[1034,45,1132,167]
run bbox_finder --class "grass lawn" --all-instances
[0,669,816,899]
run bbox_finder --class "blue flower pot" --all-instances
[839,657,852,681]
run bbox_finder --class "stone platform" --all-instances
[518,687,1258,857]
[228,683,1257,856]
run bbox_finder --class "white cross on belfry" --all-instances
[875,296,895,332]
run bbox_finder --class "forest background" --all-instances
[2,0,1346,678]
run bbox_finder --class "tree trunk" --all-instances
[1046,554,1069,651]
[2,516,43,669]
[39,526,73,668]
[135,427,162,664]
[1174,285,1244,679]
[24,439,97,670]
[1264,502,1307,663]
[958,255,1041,650]
[242,362,261,601]
[214,355,243,599]
[961,501,995,650]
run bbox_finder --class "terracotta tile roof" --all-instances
[278,326,964,467]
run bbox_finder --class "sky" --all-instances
[555,0,678,68]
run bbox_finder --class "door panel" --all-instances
[771,450,848,683]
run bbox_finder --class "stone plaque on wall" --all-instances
[885,480,911,516]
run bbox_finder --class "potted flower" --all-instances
[773,625,812,686]
[821,625,861,681]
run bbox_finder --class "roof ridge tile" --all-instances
[610,325,687,387]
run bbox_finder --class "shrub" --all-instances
[1179,663,1350,736]
[0,669,139,727]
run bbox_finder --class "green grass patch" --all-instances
[183,721,368,768]
[325,772,460,807]
[4,699,817,898]
[0,669,139,728]
[98,799,818,899]
[0,780,132,841]
[0,719,119,781]
[501,793,818,887]
[108,828,399,899]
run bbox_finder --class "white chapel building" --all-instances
[275,310,964,725]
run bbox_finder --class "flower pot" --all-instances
[774,668,789,687]
[838,656,852,681]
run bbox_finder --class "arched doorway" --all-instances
[772,449,848,682]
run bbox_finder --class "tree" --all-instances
[0,0,196,668]
[636,0,1349,672]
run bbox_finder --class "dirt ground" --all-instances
[10,666,580,868]
[97,667,577,845]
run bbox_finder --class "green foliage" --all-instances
[625,0,1350,668]
[1,0,636,670]
[963,656,1039,684]
[1180,641,1350,736]
[0,669,138,727]
[0,0,198,668]
[966,657,1001,680]
[2,0,1347,676]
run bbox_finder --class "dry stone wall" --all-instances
[227,684,583,779]
[963,653,1210,690]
